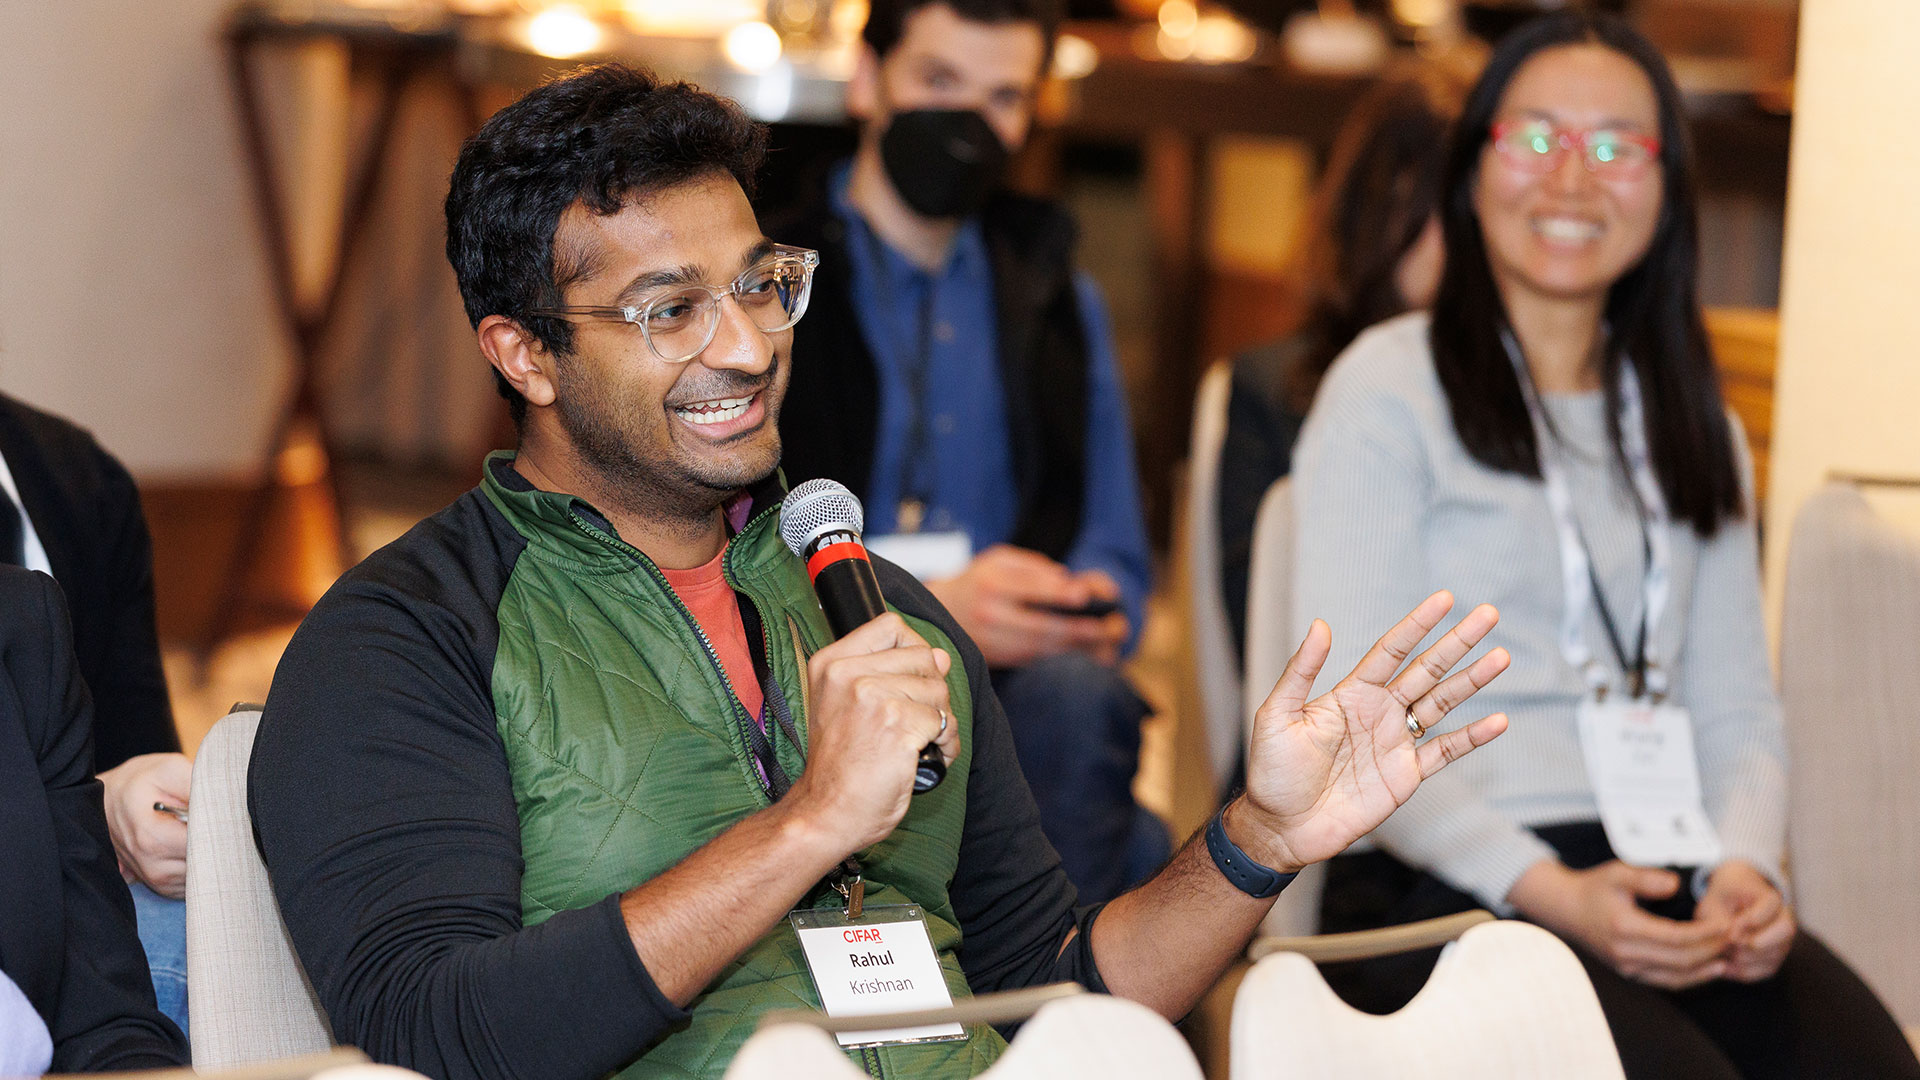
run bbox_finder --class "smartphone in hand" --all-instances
[1030,597,1120,619]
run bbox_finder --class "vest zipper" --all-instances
[556,505,911,1071]
[561,510,777,802]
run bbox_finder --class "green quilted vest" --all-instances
[480,455,1005,1079]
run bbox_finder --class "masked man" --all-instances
[249,64,1510,1080]
[767,0,1160,902]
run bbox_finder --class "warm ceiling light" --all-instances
[1158,0,1199,39]
[526,5,606,58]
[1052,32,1099,80]
[618,0,760,35]
[1392,0,1450,29]
[1191,13,1257,63]
[723,21,784,73]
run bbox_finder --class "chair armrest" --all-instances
[1248,910,1495,963]
[53,1047,369,1080]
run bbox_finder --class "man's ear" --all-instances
[478,315,558,409]
[846,44,881,123]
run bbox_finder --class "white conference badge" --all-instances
[790,905,967,1048]
[865,532,973,582]
[1503,330,1722,869]
[1576,698,1723,867]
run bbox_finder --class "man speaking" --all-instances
[249,64,1511,1080]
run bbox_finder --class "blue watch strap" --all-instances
[1205,807,1298,899]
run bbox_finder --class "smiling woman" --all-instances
[1283,11,1920,1079]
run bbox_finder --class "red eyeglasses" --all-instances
[1490,120,1662,179]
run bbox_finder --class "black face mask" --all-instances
[877,108,1010,220]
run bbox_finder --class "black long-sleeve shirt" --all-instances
[249,475,1105,1080]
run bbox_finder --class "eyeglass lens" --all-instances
[1495,121,1654,175]
[644,258,812,362]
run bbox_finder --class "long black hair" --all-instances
[1286,62,1463,414]
[1429,12,1742,535]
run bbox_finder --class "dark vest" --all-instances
[765,170,1091,562]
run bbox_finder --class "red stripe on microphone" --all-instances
[807,541,870,581]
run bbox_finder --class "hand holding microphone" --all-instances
[781,480,950,796]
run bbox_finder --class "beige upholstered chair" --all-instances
[736,985,1202,1080]
[1239,479,1493,956]
[1186,360,1245,799]
[185,707,334,1068]
[1782,482,1920,1032]
[1238,478,1325,936]
[1232,920,1625,1080]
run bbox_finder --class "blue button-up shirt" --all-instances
[830,165,1153,651]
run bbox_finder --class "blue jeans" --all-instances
[991,653,1170,904]
[129,881,189,1041]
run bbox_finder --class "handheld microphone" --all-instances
[780,479,947,794]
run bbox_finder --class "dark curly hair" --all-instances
[862,0,1063,60]
[445,64,768,424]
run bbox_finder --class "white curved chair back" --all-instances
[1186,360,1244,799]
[723,1024,866,1080]
[1783,482,1920,1027]
[186,708,334,1067]
[987,994,1202,1079]
[729,993,1201,1080]
[1239,477,1321,936]
[1231,920,1624,1080]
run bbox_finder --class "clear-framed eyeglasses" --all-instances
[527,244,820,364]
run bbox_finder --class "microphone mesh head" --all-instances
[779,478,865,557]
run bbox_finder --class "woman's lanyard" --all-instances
[1502,329,1673,701]
[859,226,939,535]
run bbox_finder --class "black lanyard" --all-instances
[732,591,863,910]
[1573,515,1653,699]
[859,225,939,530]
[733,594,802,800]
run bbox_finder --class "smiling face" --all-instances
[539,173,790,519]
[849,3,1048,156]
[1473,43,1665,308]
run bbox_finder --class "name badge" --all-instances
[789,905,967,1048]
[1575,699,1723,868]
[865,531,973,582]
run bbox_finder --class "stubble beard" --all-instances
[553,356,784,527]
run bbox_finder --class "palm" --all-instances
[1243,593,1510,871]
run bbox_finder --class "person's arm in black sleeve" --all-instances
[249,570,685,1080]
[882,558,1513,1024]
[11,571,186,1072]
[83,444,177,769]
[249,516,949,1080]
[872,562,1107,998]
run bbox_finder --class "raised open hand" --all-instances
[1233,592,1510,873]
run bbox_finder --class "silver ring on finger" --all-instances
[1405,709,1427,740]
[937,707,949,736]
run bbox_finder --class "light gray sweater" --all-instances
[1290,312,1788,909]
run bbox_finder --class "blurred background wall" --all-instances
[1764,0,1920,631]
[0,0,287,478]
